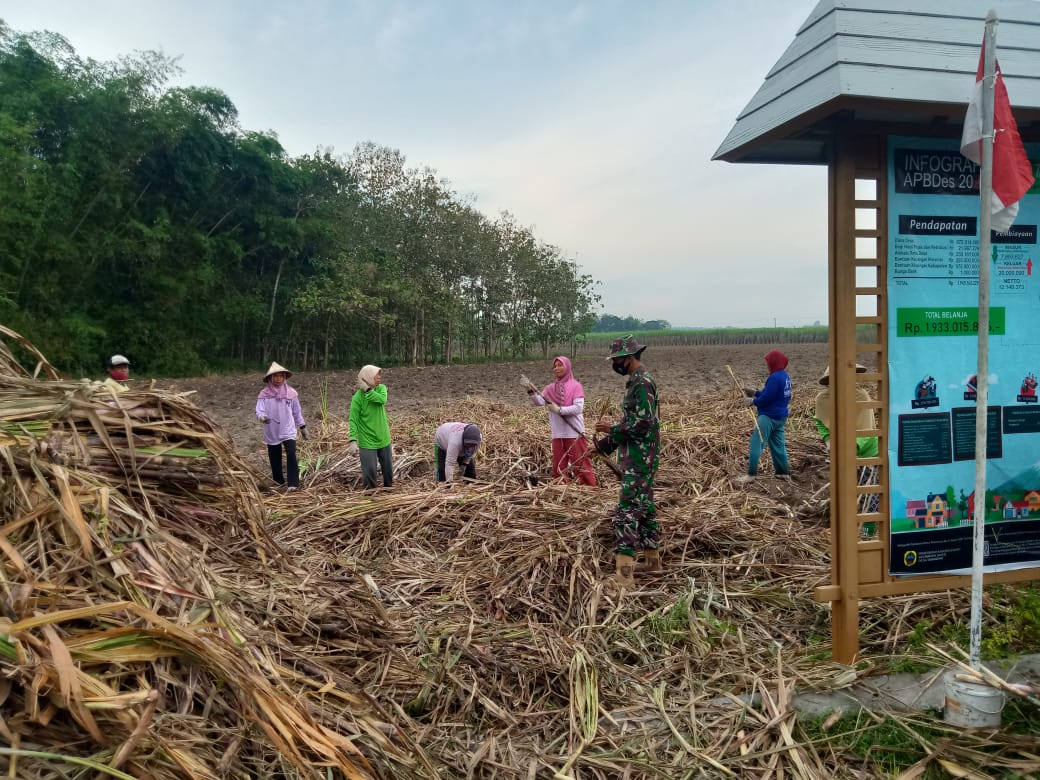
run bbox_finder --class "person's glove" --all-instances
[347,440,359,456]
[546,402,561,414]
[746,397,756,407]
[743,387,756,398]
[299,425,307,440]
[259,415,270,424]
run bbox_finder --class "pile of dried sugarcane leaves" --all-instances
[2,324,1038,779]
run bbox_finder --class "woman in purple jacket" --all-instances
[256,362,307,491]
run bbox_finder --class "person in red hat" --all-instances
[737,349,792,483]
[256,362,307,491]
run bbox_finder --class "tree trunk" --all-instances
[411,311,419,367]
[324,315,333,368]
[419,306,426,366]
[262,256,286,364]
[446,316,454,365]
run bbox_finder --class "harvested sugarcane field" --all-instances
[3,331,1040,780]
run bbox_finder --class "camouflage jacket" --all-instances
[599,366,660,455]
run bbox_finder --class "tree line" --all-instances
[592,315,671,333]
[0,24,600,376]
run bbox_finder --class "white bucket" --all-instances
[943,670,1004,728]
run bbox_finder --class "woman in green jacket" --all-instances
[814,365,879,535]
[348,365,393,488]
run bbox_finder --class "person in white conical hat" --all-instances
[256,362,307,491]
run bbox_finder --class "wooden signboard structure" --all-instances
[714,0,1040,663]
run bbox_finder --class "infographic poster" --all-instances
[887,135,1040,576]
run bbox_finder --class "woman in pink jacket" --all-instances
[527,356,597,486]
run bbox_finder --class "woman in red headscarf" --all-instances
[527,356,597,486]
[737,349,792,483]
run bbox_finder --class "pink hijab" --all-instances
[542,356,584,406]
[258,379,298,400]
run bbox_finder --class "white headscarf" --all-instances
[357,364,381,391]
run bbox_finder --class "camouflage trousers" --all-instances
[612,452,659,557]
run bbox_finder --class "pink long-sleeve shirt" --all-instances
[530,394,586,439]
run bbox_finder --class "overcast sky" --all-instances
[2,0,829,328]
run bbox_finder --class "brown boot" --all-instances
[636,549,662,572]
[613,554,636,589]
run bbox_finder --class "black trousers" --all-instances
[267,439,299,488]
[435,446,476,482]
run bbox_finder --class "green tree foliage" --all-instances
[642,319,671,331]
[593,314,666,333]
[0,23,600,374]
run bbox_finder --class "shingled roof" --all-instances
[714,0,1040,164]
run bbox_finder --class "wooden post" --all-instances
[828,126,862,663]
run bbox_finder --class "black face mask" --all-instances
[612,358,628,376]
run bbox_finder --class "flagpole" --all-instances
[969,10,998,671]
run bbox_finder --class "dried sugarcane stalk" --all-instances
[726,363,765,442]
[89,465,226,485]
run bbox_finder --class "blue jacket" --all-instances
[754,370,791,420]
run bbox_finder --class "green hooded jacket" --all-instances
[348,385,391,449]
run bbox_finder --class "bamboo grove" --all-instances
[0,24,600,377]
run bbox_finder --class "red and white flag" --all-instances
[960,41,1035,233]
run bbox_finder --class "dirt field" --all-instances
[158,342,831,457]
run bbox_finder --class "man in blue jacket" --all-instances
[737,349,792,483]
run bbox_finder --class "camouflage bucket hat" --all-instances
[607,335,646,360]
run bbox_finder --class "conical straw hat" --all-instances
[263,361,292,381]
[819,363,867,385]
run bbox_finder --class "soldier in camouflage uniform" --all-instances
[595,335,661,588]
